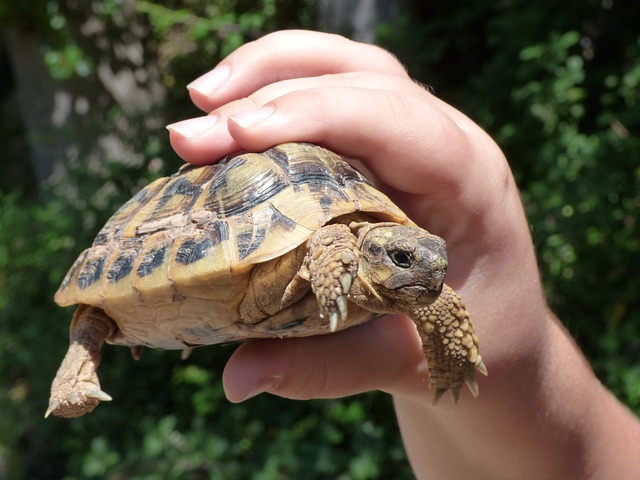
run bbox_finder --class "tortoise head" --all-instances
[356,224,448,311]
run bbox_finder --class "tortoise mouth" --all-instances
[396,283,443,301]
[382,268,446,296]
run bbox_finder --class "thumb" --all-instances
[222,314,430,403]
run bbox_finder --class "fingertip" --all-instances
[228,106,275,129]
[226,105,300,152]
[167,116,219,139]
[222,341,280,403]
[186,64,232,112]
[224,374,280,404]
[167,116,241,165]
[187,64,231,97]
[222,316,427,402]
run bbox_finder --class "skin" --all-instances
[166,30,640,479]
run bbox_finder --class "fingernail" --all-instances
[166,116,218,138]
[187,64,231,96]
[230,106,275,128]
[230,376,280,403]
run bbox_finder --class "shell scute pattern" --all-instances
[104,176,168,240]
[76,256,105,290]
[48,143,487,418]
[205,155,289,217]
[55,143,407,310]
[106,240,141,283]
[136,245,168,278]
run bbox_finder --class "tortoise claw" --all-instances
[465,356,488,399]
[432,387,447,405]
[329,276,352,332]
[130,345,144,360]
[327,292,349,332]
[44,401,60,419]
[476,358,488,377]
[329,312,339,332]
[451,384,462,404]
[305,224,359,333]
[339,272,352,295]
[431,359,487,405]
[44,388,112,419]
[431,360,487,405]
[432,384,462,405]
[465,374,480,398]
[336,293,349,320]
[431,381,473,405]
[84,388,113,402]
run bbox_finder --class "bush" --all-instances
[1,0,638,478]
[380,0,640,413]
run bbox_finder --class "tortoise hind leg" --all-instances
[46,305,115,418]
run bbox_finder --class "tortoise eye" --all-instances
[389,250,413,268]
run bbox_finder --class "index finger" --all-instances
[187,30,409,112]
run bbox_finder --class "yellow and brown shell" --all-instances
[54,143,409,349]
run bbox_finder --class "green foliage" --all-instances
[0,148,178,477]
[43,43,94,79]
[0,191,86,479]
[61,389,409,479]
[41,1,95,79]
[136,0,315,103]
[1,1,408,478]
[1,0,639,478]
[381,0,640,412]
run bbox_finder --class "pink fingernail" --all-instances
[231,376,280,403]
[230,106,275,128]
[187,64,231,96]
[166,116,218,138]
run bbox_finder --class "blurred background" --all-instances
[0,0,638,478]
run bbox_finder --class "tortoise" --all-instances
[47,142,487,418]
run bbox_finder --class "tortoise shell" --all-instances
[55,143,410,349]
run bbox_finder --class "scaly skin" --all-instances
[413,284,487,403]
[46,305,115,418]
[300,224,360,331]
[47,222,486,418]
[303,222,487,402]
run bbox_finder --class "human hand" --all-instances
[167,30,640,479]
[167,30,545,405]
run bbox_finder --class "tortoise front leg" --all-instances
[46,305,115,418]
[411,284,488,404]
[286,223,360,332]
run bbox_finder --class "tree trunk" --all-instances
[317,0,400,43]
[2,0,166,195]
[3,27,61,188]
